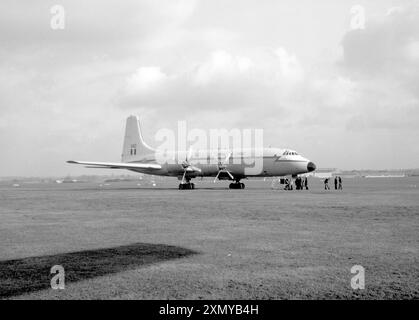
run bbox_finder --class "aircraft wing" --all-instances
[67,160,162,170]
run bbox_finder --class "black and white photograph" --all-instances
[0,0,418,310]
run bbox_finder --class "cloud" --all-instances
[118,48,306,118]
[338,4,419,130]
[2,1,419,175]
[126,67,169,93]
[0,0,197,61]
[341,5,419,81]
[193,50,253,85]
[273,48,304,83]
[405,40,419,62]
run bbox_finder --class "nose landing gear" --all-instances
[229,181,245,189]
[179,182,195,190]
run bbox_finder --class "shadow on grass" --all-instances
[0,243,197,298]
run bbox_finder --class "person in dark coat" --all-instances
[324,178,330,190]
[334,176,338,190]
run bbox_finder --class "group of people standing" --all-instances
[282,175,343,191]
[284,176,308,190]
[295,176,308,190]
[324,176,343,190]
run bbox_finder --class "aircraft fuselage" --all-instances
[128,147,315,179]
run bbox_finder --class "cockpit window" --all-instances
[283,150,299,156]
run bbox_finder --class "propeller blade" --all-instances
[213,171,220,183]
[226,171,234,180]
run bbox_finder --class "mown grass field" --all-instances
[0,177,418,299]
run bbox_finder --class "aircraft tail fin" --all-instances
[121,115,155,162]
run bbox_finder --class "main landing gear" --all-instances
[229,181,245,189]
[179,182,195,190]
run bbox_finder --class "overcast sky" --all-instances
[1,0,418,176]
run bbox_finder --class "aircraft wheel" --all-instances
[179,183,194,190]
[240,183,245,189]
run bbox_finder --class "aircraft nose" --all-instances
[307,161,316,172]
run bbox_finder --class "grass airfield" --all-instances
[0,177,418,299]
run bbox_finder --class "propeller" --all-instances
[181,146,194,169]
[213,151,234,182]
[180,146,201,184]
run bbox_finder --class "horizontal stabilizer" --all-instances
[67,160,161,170]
